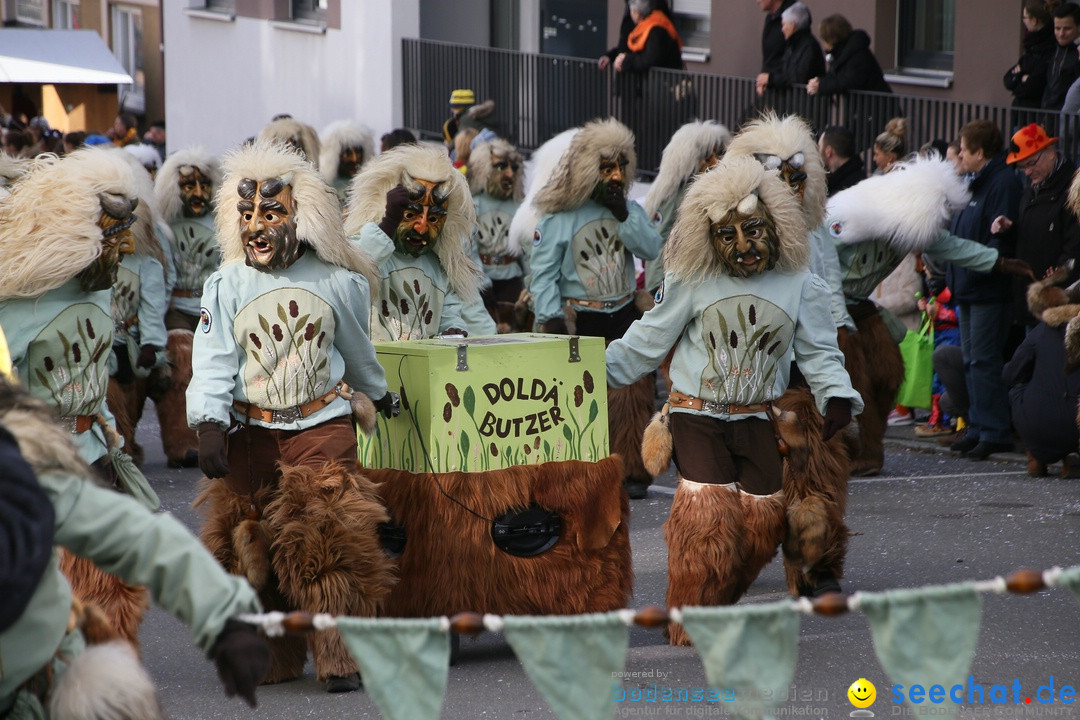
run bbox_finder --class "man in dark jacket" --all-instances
[1040,2,1080,110]
[757,2,825,94]
[818,125,864,196]
[947,120,1023,461]
[992,124,1080,329]
[759,0,798,76]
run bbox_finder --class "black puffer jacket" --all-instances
[1003,24,1056,108]
[817,30,891,95]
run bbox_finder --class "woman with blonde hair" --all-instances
[872,117,907,174]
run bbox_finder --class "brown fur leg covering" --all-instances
[608,375,657,487]
[194,478,306,683]
[264,461,395,681]
[59,550,149,646]
[106,378,143,466]
[775,387,851,596]
[664,480,746,646]
[737,491,786,594]
[844,316,903,475]
[155,329,199,468]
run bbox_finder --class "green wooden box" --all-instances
[358,334,608,472]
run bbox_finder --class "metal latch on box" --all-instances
[456,344,469,371]
[568,336,580,363]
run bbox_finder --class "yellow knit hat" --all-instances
[449,89,475,107]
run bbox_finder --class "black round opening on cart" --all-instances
[378,519,407,558]
[491,505,562,557]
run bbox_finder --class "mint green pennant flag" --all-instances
[335,617,449,720]
[857,583,981,711]
[501,612,629,720]
[680,601,800,720]
[1055,565,1080,606]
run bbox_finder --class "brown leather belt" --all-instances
[564,292,634,311]
[233,383,344,424]
[480,253,516,266]
[59,415,96,433]
[115,315,139,332]
[172,288,202,298]
[668,391,768,416]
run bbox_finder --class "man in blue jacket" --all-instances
[948,120,1023,460]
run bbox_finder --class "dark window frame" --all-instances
[897,0,955,72]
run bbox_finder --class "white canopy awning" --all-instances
[0,29,132,85]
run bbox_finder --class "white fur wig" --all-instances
[0,154,27,188]
[123,143,161,173]
[663,155,809,285]
[154,147,222,224]
[258,117,321,170]
[643,120,732,220]
[0,148,138,300]
[507,128,578,257]
[532,117,637,216]
[467,137,525,201]
[318,119,375,184]
[825,154,971,252]
[725,112,827,231]
[342,143,483,302]
[214,141,378,290]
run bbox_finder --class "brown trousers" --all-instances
[223,416,357,499]
[669,412,782,495]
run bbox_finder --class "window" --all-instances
[292,0,327,22]
[898,0,955,72]
[14,0,47,26]
[51,0,79,29]
[670,0,710,63]
[205,0,234,10]
[111,5,145,115]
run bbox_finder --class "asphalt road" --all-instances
[130,415,1080,720]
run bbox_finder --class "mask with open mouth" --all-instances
[237,175,303,271]
[79,192,138,291]
[179,165,213,218]
[338,145,364,180]
[755,152,807,201]
[710,193,779,278]
[393,173,450,257]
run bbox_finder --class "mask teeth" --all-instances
[102,213,137,238]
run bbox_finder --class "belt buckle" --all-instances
[271,406,303,424]
[701,399,727,414]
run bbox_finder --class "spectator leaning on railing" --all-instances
[806,14,891,97]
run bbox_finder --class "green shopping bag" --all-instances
[895,316,934,410]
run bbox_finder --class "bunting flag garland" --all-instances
[235,565,1077,720]
[335,616,450,720]
[678,601,800,720]
[854,583,982,712]
[500,612,630,720]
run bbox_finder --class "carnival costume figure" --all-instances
[605,156,863,644]
[466,137,528,330]
[0,147,159,644]
[344,143,488,341]
[319,120,375,207]
[106,151,170,468]
[529,117,663,498]
[188,141,398,693]
[641,119,732,295]
[0,378,269,718]
[154,147,223,467]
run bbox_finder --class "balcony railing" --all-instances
[403,38,1080,177]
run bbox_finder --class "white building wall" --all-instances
[163,1,420,156]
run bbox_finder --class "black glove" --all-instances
[375,391,400,418]
[197,422,229,479]
[822,398,852,441]
[995,256,1036,281]
[136,344,160,369]
[377,185,411,238]
[439,327,468,338]
[210,618,270,708]
[599,184,629,222]
[540,317,568,335]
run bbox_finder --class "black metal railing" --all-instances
[403,38,1080,177]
